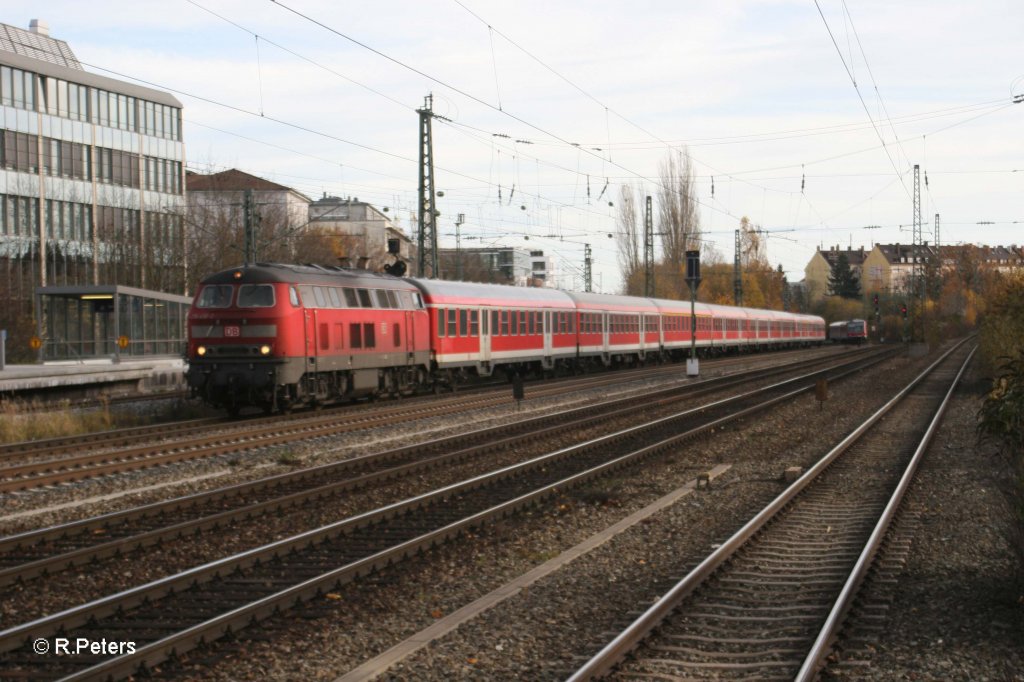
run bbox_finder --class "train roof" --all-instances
[408,278,577,308]
[198,263,419,290]
[650,298,718,316]
[565,291,659,312]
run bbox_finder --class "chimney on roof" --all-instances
[29,19,50,36]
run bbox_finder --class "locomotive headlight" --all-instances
[260,344,272,355]
[196,345,207,357]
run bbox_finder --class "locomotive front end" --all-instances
[186,268,302,415]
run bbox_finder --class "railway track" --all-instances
[0,347,850,493]
[567,339,974,681]
[0,347,890,590]
[0,346,892,680]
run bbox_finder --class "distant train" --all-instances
[185,263,827,414]
[828,319,868,345]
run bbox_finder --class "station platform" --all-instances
[0,357,186,403]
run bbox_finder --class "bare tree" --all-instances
[615,184,643,295]
[657,148,702,287]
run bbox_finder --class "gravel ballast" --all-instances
[134,347,1022,681]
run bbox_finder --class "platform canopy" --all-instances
[34,285,192,362]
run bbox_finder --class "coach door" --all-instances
[479,307,491,364]
[304,308,318,373]
[543,310,553,361]
[404,310,415,364]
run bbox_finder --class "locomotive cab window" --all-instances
[196,284,233,308]
[289,286,300,307]
[237,284,275,308]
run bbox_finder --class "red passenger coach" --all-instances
[566,292,661,367]
[409,278,577,380]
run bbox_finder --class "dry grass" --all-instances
[0,398,133,444]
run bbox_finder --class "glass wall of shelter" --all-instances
[34,285,192,361]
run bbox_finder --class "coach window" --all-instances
[481,310,488,335]
[491,310,500,336]
[437,309,446,337]
[328,288,342,308]
[501,310,509,336]
[350,323,363,349]
[357,289,372,308]
[510,310,518,336]
[459,309,468,337]
[289,286,300,307]
[364,323,376,348]
[470,310,479,336]
[448,308,458,337]
[528,313,535,335]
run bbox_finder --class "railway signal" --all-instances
[901,304,908,319]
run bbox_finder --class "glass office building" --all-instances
[0,20,187,359]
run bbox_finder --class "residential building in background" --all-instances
[0,19,186,303]
[803,245,870,301]
[804,242,1022,302]
[530,250,554,286]
[436,245,536,286]
[861,243,937,294]
[307,194,413,268]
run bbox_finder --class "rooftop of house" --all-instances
[186,169,306,197]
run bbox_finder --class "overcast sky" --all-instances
[8,1,1022,292]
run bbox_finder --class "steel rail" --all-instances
[0,348,889,587]
[0,347,882,679]
[0,348,865,493]
[0,346,838,462]
[794,345,976,680]
[566,338,971,681]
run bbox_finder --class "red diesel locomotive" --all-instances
[186,264,430,415]
[185,263,826,413]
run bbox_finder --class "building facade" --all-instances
[530,249,554,286]
[0,19,186,304]
[803,245,870,301]
[307,195,413,267]
[861,243,937,294]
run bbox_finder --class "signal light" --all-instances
[901,305,908,319]
[873,294,879,305]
